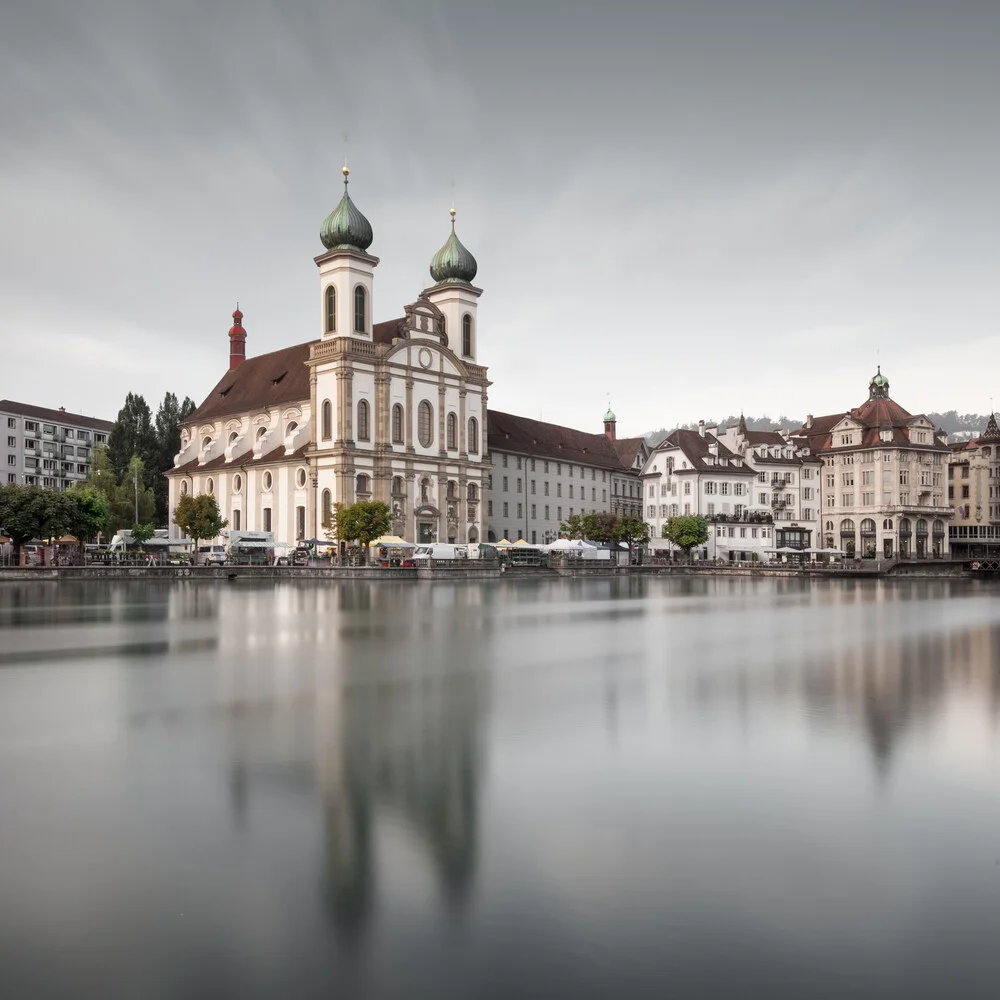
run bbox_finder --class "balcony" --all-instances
[707,512,773,525]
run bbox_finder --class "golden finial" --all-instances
[342,160,350,187]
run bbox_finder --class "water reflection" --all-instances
[2,578,1000,997]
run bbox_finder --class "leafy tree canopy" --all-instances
[107,392,158,485]
[336,501,392,556]
[173,493,227,560]
[662,516,709,558]
[131,522,157,545]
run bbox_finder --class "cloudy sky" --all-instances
[2,0,998,436]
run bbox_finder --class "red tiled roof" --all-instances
[185,342,316,425]
[487,410,635,472]
[791,395,946,453]
[0,399,113,431]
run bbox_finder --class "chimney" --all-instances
[228,305,246,370]
[805,414,813,429]
[698,420,705,437]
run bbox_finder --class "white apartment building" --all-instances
[947,412,1000,560]
[1,400,112,489]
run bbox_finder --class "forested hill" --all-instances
[644,412,993,446]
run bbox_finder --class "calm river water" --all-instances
[1,577,999,998]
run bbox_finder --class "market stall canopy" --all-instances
[496,539,516,548]
[371,535,415,547]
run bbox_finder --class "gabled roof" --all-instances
[656,428,752,474]
[791,395,946,453]
[613,436,648,469]
[486,410,636,472]
[0,399,113,431]
[186,342,315,425]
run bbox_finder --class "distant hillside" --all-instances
[644,411,994,446]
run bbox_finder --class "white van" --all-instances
[198,544,227,565]
[412,543,468,561]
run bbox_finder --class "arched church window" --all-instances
[468,417,479,454]
[357,400,370,441]
[467,483,478,502]
[462,314,473,357]
[392,476,405,495]
[322,489,332,523]
[418,401,433,447]
[446,412,457,450]
[391,404,404,444]
[202,436,212,451]
[325,286,336,333]
[228,431,238,446]
[356,474,370,496]
[322,400,332,440]
[354,285,366,333]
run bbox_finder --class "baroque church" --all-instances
[167,167,490,549]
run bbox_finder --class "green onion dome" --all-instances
[320,166,374,252]
[869,366,890,399]
[604,406,616,422]
[429,209,478,284]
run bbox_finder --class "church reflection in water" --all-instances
[221,583,490,939]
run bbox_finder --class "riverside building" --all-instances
[1,400,112,489]
[485,407,646,544]
[166,169,490,550]
[947,413,1000,560]
[790,369,952,560]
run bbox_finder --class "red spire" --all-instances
[228,303,246,370]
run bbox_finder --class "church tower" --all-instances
[424,209,482,362]
[315,165,378,340]
[228,306,246,370]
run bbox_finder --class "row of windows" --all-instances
[500,454,610,481]
[319,399,480,452]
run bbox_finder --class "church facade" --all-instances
[167,168,490,550]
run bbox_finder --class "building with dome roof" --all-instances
[790,368,953,560]
[166,171,491,552]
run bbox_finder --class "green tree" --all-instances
[662,515,709,562]
[336,501,391,565]
[154,392,196,524]
[559,513,588,539]
[585,511,619,544]
[173,493,227,564]
[0,484,74,565]
[131,522,156,545]
[65,485,111,552]
[107,393,158,485]
[617,515,650,561]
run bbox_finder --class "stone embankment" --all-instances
[0,559,974,582]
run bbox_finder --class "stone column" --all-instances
[437,381,447,457]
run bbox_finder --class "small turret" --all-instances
[228,306,246,370]
[604,403,616,441]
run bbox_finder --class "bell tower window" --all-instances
[462,314,473,357]
[354,285,367,333]
[325,286,336,333]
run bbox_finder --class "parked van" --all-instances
[198,544,227,565]
[412,543,468,561]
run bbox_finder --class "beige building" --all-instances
[947,413,1000,559]
[791,369,952,560]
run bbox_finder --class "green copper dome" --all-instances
[429,209,478,284]
[320,167,373,252]
[604,406,616,422]
[869,366,890,400]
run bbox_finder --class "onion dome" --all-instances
[869,366,890,400]
[604,405,616,422]
[228,306,244,334]
[429,208,478,284]
[320,165,374,252]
